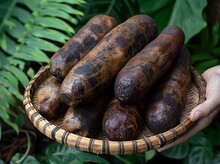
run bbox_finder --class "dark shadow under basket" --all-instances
[23,65,206,155]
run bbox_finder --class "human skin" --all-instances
[158,65,220,152]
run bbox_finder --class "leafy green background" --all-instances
[0,0,220,163]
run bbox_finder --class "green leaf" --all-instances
[31,26,69,43]
[39,8,78,24]
[27,67,35,78]
[145,150,156,161]
[139,0,174,32]
[115,156,133,164]
[1,111,19,134]
[194,59,219,73]
[200,27,210,49]
[48,0,86,5]
[191,52,214,64]
[168,0,207,43]
[122,0,135,16]
[4,65,29,88]
[152,4,174,32]
[161,142,190,159]
[45,142,73,157]
[0,102,9,118]
[0,96,9,112]
[184,144,213,164]
[17,0,39,11]
[45,142,110,164]
[0,51,9,68]
[76,154,110,164]
[0,0,17,34]
[209,23,220,49]
[211,47,220,56]
[0,34,7,51]
[1,70,19,90]
[0,33,17,54]
[2,19,16,29]
[25,37,59,52]
[205,127,220,146]
[0,0,13,19]
[11,7,33,24]
[187,44,204,51]
[114,153,147,164]
[0,75,22,100]
[35,16,75,33]
[105,0,117,15]
[9,58,25,70]
[41,2,84,16]
[15,114,26,128]
[83,0,139,24]
[0,85,11,107]
[213,153,220,164]
[188,131,206,145]
[186,132,214,164]
[0,101,10,124]
[47,153,80,164]
[10,153,40,164]
[139,0,173,14]
[0,89,18,111]
[6,18,27,39]
[0,159,4,164]
[15,45,50,63]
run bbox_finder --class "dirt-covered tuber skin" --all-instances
[102,98,144,141]
[36,76,66,119]
[145,47,191,134]
[62,87,113,137]
[62,104,102,137]
[34,14,194,142]
[50,15,118,80]
[60,14,157,106]
[114,25,185,104]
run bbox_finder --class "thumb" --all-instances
[190,69,220,121]
[190,98,218,121]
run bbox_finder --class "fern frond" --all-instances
[14,46,49,63]
[25,37,59,52]
[0,51,8,68]
[40,2,84,16]
[39,9,78,24]
[0,33,17,54]
[11,7,33,24]
[0,0,85,133]
[35,16,75,33]
[31,26,69,44]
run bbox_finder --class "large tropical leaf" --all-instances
[139,0,207,43]
[0,0,85,134]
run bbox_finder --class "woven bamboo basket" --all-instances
[23,64,206,155]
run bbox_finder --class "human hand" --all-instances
[158,65,220,152]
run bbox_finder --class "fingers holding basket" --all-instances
[190,66,220,121]
[158,106,220,152]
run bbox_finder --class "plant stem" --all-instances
[123,0,135,16]
[15,130,31,164]
[0,0,18,35]
[106,0,117,15]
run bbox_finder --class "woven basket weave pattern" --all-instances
[23,65,206,155]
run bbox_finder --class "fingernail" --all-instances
[192,111,202,121]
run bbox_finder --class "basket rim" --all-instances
[23,65,206,155]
